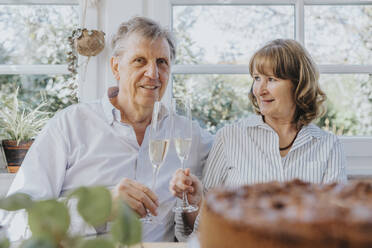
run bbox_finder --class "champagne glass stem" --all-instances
[180,158,190,207]
[151,166,160,190]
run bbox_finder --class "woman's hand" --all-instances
[169,168,203,207]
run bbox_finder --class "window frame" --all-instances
[162,0,372,176]
[169,0,372,75]
[0,0,79,74]
[0,0,101,101]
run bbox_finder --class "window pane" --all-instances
[173,5,294,65]
[0,5,79,65]
[305,5,372,65]
[0,74,78,114]
[173,73,372,136]
[317,74,372,136]
[173,74,253,133]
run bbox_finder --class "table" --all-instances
[133,243,187,248]
[10,242,187,248]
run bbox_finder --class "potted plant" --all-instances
[0,186,142,248]
[0,88,50,173]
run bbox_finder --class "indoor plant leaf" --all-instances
[0,193,33,211]
[0,87,50,145]
[77,238,114,248]
[110,201,142,246]
[69,186,112,227]
[27,200,70,243]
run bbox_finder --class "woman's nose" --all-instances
[257,80,268,95]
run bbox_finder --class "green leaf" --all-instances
[28,200,70,242]
[0,193,33,211]
[20,236,57,248]
[69,186,112,227]
[0,238,10,248]
[111,202,142,246]
[77,238,115,248]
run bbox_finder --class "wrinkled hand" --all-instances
[169,168,203,207]
[112,178,159,218]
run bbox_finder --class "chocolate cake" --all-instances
[199,180,372,248]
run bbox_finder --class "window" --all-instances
[0,0,80,113]
[170,0,372,137]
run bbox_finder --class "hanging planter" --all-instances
[67,28,105,77]
[66,0,105,80]
[75,29,105,56]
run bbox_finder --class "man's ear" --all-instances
[110,57,120,81]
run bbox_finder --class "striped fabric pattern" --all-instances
[175,114,347,241]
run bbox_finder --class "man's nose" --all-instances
[144,62,159,79]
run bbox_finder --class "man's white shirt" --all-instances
[6,92,213,242]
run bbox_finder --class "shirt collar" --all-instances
[101,87,117,125]
[243,114,270,130]
[243,114,325,139]
[101,86,170,125]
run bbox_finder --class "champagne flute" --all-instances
[142,101,170,223]
[172,97,198,213]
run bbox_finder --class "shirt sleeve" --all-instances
[322,138,348,184]
[4,113,97,239]
[7,114,69,199]
[175,128,228,241]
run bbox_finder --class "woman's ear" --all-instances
[110,57,120,81]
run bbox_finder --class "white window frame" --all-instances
[151,0,372,177]
[0,0,101,101]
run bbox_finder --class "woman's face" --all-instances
[252,68,296,122]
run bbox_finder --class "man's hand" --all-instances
[112,178,159,218]
[169,168,203,207]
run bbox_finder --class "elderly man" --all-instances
[7,17,213,241]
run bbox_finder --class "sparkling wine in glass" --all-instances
[172,97,198,213]
[142,101,170,223]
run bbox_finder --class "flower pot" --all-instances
[1,140,33,173]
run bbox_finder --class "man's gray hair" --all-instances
[111,16,176,61]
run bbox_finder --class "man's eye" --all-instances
[135,58,145,64]
[157,58,168,65]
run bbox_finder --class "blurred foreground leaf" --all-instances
[0,238,10,248]
[69,186,112,227]
[0,193,33,211]
[77,238,115,248]
[20,236,57,248]
[111,202,141,246]
[28,200,70,243]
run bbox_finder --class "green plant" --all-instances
[0,88,50,145]
[0,186,142,248]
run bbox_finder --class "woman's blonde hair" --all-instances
[248,39,326,128]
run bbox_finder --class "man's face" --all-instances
[111,33,171,110]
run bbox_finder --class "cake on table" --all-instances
[199,179,372,248]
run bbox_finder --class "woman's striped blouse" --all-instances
[175,114,347,241]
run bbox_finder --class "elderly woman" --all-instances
[170,39,347,241]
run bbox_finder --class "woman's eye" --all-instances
[254,76,260,81]
[268,77,276,82]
